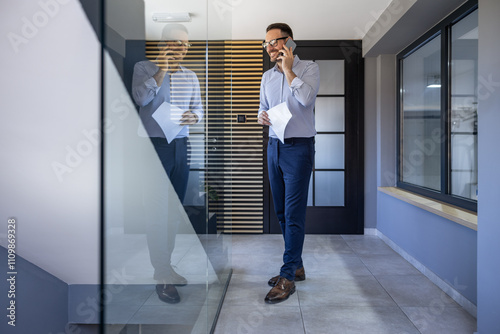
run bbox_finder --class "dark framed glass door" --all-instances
[264,41,364,234]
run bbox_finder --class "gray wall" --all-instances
[0,0,101,332]
[477,0,500,332]
[364,54,397,230]
[364,57,378,228]
[376,55,397,187]
[0,0,100,285]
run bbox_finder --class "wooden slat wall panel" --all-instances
[146,40,264,233]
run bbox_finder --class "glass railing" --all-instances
[102,1,232,333]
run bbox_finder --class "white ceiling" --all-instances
[143,0,394,41]
[106,0,470,58]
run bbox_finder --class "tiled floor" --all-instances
[214,234,477,334]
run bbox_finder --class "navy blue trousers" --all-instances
[150,137,189,201]
[267,137,314,281]
[146,137,189,281]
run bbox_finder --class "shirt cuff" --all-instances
[289,77,303,91]
[145,77,160,94]
[192,110,203,123]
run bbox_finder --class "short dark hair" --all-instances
[266,23,293,39]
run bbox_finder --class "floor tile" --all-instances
[301,305,420,334]
[377,275,458,307]
[223,281,300,307]
[143,284,208,306]
[301,253,373,278]
[105,302,144,324]
[214,304,305,334]
[229,273,275,285]
[103,324,126,334]
[359,253,422,276]
[306,234,344,241]
[231,253,283,277]
[303,235,353,255]
[128,304,202,325]
[130,324,193,334]
[402,306,477,334]
[343,235,397,255]
[297,275,397,307]
[104,284,154,306]
[231,234,284,255]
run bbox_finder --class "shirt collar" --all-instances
[152,60,186,74]
[170,65,186,75]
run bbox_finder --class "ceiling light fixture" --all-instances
[152,12,191,22]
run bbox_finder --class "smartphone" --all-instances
[284,38,297,52]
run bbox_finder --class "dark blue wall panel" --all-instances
[0,246,69,334]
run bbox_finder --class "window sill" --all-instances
[378,187,477,231]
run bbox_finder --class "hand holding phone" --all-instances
[278,38,296,72]
[155,50,175,71]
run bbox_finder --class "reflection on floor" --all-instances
[105,229,221,285]
[104,229,230,334]
[214,234,477,334]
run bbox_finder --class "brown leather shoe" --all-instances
[156,284,180,304]
[265,277,296,304]
[268,267,306,286]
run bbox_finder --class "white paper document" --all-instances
[267,102,292,144]
[152,102,186,143]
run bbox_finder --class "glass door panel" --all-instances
[315,97,345,132]
[102,1,232,333]
[315,171,345,206]
[310,60,345,207]
[316,60,345,95]
[315,134,345,169]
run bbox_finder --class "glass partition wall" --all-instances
[102,1,232,333]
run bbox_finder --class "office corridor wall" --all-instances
[0,0,101,289]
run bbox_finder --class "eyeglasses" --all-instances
[262,37,288,49]
[159,40,192,49]
[173,40,192,48]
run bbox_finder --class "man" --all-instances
[131,24,203,304]
[258,23,320,304]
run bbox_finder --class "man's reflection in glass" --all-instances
[131,24,203,304]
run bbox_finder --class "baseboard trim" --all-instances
[375,230,477,318]
[364,228,378,235]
